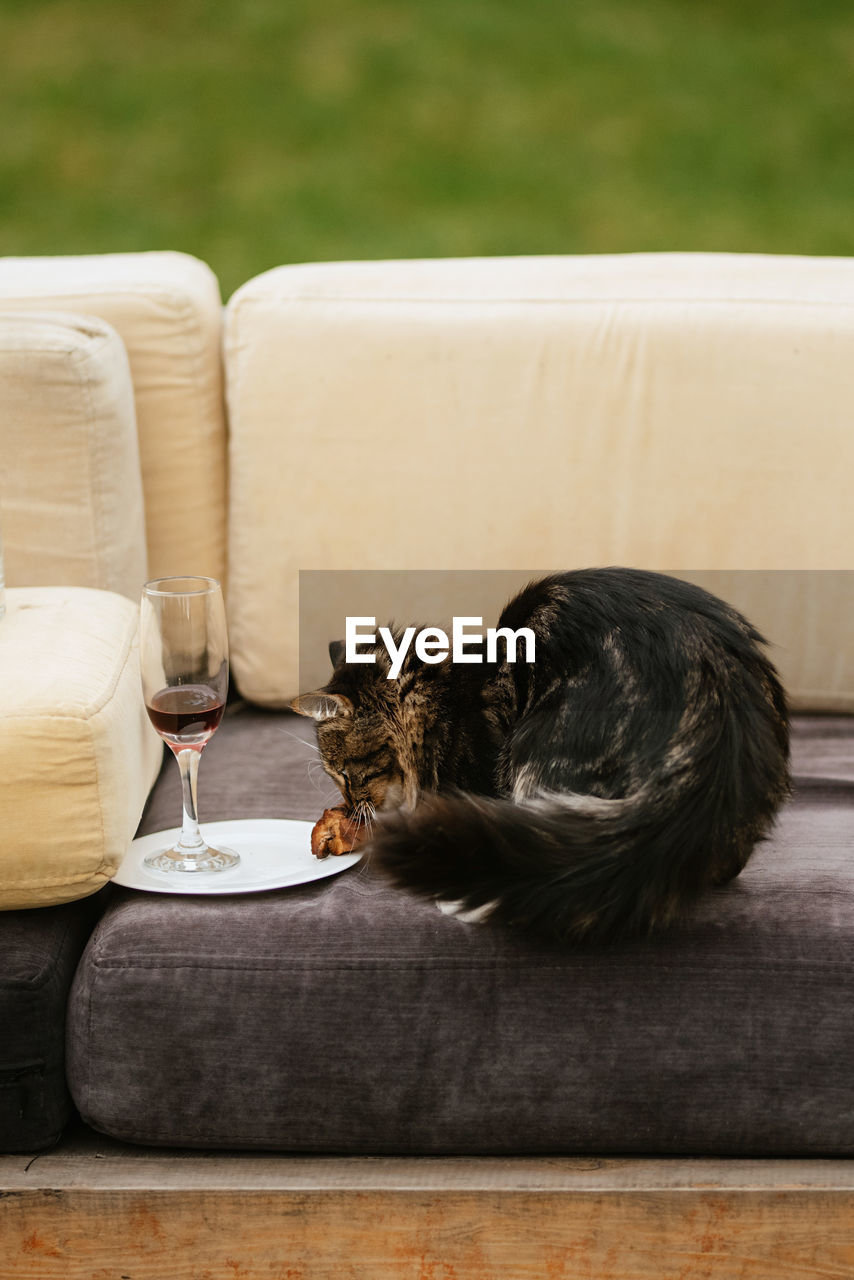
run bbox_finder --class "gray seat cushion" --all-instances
[67,705,854,1154]
[0,891,105,1152]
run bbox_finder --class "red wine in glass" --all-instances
[146,684,225,746]
[139,576,239,874]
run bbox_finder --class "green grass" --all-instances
[2,0,854,298]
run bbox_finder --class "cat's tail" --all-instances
[367,731,789,946]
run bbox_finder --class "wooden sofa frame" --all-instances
[2,1127,853,1278]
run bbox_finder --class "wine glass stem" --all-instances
[174,747,205,850]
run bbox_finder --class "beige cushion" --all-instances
[0,587,163,909]
[225,253,854,709]
[0,252,226,584]
[0,312,147,599]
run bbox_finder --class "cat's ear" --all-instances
[289,691,353,722]
[328,639,346,669]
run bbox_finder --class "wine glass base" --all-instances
[143,843,241,874]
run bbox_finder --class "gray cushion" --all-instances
[0,891,106,1152]
[67,705,854,1154]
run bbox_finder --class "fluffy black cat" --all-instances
[292,569,791,945]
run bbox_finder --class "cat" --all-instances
[291,569,791,946]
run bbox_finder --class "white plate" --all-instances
[112,818,362,895]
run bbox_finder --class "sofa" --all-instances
[0,252,852,1231]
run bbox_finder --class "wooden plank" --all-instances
[3,1186,854,1279]
[2,1131,853,1279]
[4,1125,854,1192]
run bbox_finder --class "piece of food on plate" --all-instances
[310,805,368,859]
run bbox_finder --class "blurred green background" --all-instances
[2,0,853,299]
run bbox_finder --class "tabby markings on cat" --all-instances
[291,569,791,948]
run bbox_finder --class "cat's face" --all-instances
[290,658,407,814]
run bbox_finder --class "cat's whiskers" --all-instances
[306,758,334,796]
[276,726,321,754]
[349,799,374,846]
[360,800,376,840]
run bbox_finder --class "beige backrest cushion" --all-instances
[224,253,854,708]
[0,252,226,583]
[0,587,163,909]
[0,312,147,598]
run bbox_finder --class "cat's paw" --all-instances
[310,806,366,859]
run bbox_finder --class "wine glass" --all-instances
[139,576,240,874]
